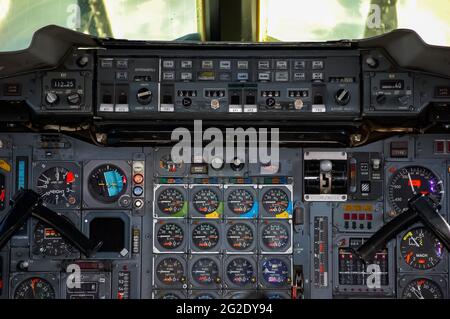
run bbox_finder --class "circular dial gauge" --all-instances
[402,279,443,299]
[261,258,289,286]
[36,167,78,206]
[155,258,185,285]
[88,164,127,203]
[157,188,185,215]
[227,189,255,215]
[33,221,74,257]
[226,258,255,286]
[261,222,289,250]
[388,166,443,215]
[192,223,219,250]
[192,189,220,215]
[13,278,56,299]
[159,154,183,173]
[262,188,289,215]
[191,258,220,285]
[156,223,184,250]
[226,223,254,250]
[400,228,443,270]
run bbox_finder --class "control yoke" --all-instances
[357,193,450,261]
[0,189,102,257]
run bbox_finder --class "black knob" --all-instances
[335,89,351,106]
[266,97,276,108]
[67,93,81,105]
[182,97,192,108]
[18,260,29,271]
[230,158,245,171]
[137,88,152,105]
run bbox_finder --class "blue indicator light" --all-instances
[18,160,26,190]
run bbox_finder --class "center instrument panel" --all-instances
[1,27,450,299]
[0,133,449,299]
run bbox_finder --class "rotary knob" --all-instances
[366,56,379,68]
[137,87,152,105]
[67,93,81,105]
[335,89,351,106]
[45,92,59,105]
[210,157,224,170]
[266,97,276,108]
[230,157,245,171]
[76,56,90,68]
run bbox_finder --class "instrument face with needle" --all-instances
[402,278,443,299]
[13,277,56,299]
[388,166,444,215]
[400,227,444,270]
[36,167,79,207]
[88,164,128,203]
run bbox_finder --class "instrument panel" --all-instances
[0,132,448,299]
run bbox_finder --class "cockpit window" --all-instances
[0,0,202,52]
[1,0,450,52]
[259,0,450,46]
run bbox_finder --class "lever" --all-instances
[0,189,102,257]
[357,193,450,261]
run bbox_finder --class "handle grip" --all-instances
[0,189,102,257]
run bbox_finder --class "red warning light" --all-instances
[408,179,422,188]
[66,171,75,184]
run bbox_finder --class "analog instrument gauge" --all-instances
[159,154,183,173]
[155,258,185,286]
[262,188,289,215]
[157,188,185,215]
[227,189,255,215]
[388,166,443,215]
[226,258,255,286]
[191,258,220,285]
[88,164,127,203]
[192,189,220,215]
[261,222,290,251]
[33,221,74,257]
[191,223,220,250]
[226,223,254,251]
[402,279,443,299]
[261,258,290,286]
[400,228,443,270]
[13,277,56,299]
[156,223,184,250]
[36,167,78,206]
